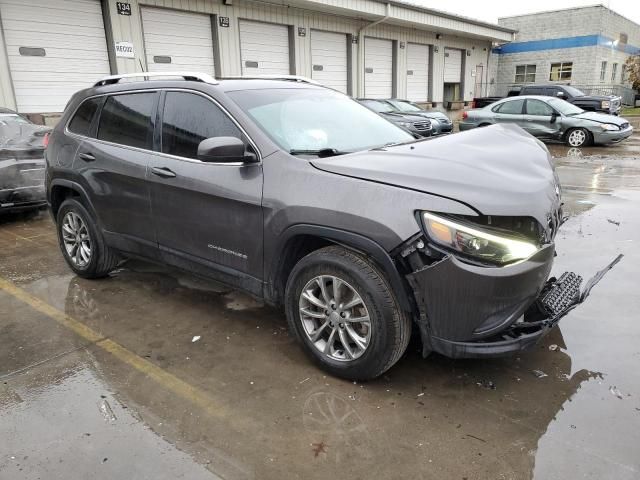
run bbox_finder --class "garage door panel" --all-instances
[364,37,393,98]
[406,43,429,101]
[141,7,215,75]
[444,48,462,83]
[0,0,110,113]
[240,20,290,76]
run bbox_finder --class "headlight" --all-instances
[398,121,412,128]
[601,123,619,131]
[601,101,610,109]
[421,212,538,265]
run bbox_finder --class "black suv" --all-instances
[519,85,621,115]
[46,73,614,380]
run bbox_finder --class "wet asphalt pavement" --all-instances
[1,132,639,480]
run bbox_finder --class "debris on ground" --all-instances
[476,380,496,390]
[299,377,310,384]
[549,344,559,351]
[417,392,425,397]
[532,370,548,379]
[98,399,116,422]
[191,335,201,342]
[607,219,621,226]
[610,386,624,399]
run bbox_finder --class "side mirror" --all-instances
[197,137,256,163]
[550,112,558,124]
[556,91,566,98]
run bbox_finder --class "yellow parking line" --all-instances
[0,276,230,420]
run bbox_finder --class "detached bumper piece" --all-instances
[407,253,622,359]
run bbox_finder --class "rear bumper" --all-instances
[406,245,621,358]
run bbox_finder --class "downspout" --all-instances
[357,2,391,97]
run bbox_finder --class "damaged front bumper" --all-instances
[405,243,622,359]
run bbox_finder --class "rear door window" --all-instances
[97,93,157,149]
[495,99,524,114]
[68,97,102,137]
[160,92,243,160]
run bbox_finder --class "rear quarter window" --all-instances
[97,93,156,149]
[68,97,102,137]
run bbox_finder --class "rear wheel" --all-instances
[285,246,411,380]
[56,198,120,278]
[565,128,591,147]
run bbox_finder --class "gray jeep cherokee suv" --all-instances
[46,73,618,380]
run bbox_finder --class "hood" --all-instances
[412,111,450,121]
[573,111,628,126]
[311,124,560,232]
[381,112,429,123]
[575,94,618,102]
[0,123,50,149]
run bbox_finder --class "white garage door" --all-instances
[239,20,290,76]
[406,43,429,102]
[310,30,348,94]
[0,0,110,113]
[364,37,393,98]
[141,7,215,75]
[444,48,462,83]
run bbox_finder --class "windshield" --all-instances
[229,89,413,153]
[548,98,584,116]
[563,86,585,97]
[0,113,30,126]
[389,100,421,113]
[359,99,394,114]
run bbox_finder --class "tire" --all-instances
[285,246,411,380]
[565,128,591,147]
[478,123,491,128]
[56,198,120,279]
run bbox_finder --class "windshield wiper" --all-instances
[289,148,346,158]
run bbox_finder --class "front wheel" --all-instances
[565,128,591,147]
[285,246,411,380]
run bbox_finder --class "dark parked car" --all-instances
[1,108,50,213]
[46,72,617,380]
[460,96,633,147]
[357,98,433,137]
[383,99,452,135]
[472,84,622,115]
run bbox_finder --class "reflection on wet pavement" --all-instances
[1,136,639,479]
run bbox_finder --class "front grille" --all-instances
[412,121,431,131]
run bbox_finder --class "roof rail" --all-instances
[223,74,320,85]
[93,71,218,87]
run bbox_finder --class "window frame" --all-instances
[549,62,573,81]
[600,61,607,82]
[514,64,536,84]
[492,98,525,115]
[156,89,261,165]
[64,88,261,165]
[96,91,159,150]
[524,99,557,117]
[611,63,618,82]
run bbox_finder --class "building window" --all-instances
[600,61,607,82]
[515,64,536,83]
[611,63,618,82]
[621,65,627,83]
[549,62,572,81]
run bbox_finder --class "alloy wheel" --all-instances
[568,129,587,147]
[299,275,372,362]
[61,212,92,268]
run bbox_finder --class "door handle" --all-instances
[151,166,176,178]
[78,152,95,162]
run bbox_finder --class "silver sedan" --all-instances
[459,95,633,147]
